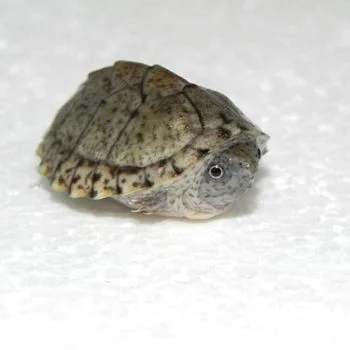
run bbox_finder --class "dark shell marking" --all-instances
[37,60,266,200]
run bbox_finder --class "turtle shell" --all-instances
[37,61,267,200]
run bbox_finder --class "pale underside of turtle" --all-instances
[37,61,269,219]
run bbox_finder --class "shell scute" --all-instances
[75,88,141,162]
[90,164,118,199]
[51,155,81,193]
[68,161,96,198]
[183,85,237,129]
[113,61,148,87]
[106,93,202,167]
[142,65,188,101]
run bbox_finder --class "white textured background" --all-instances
[1,0,349,349]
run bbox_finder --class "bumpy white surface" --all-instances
[1,0,349,349]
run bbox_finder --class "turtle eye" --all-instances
[209,165,224,179]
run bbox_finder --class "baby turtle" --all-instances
[36,61,269,219]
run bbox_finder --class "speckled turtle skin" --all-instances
[37,61,269,219]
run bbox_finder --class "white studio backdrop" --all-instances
[0,0,349,349]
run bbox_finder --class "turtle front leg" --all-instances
[115,189,168,216]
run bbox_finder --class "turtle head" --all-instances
[181,139,265,219]
[123,136,268,220]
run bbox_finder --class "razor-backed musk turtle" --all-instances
[36,61,269,219]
